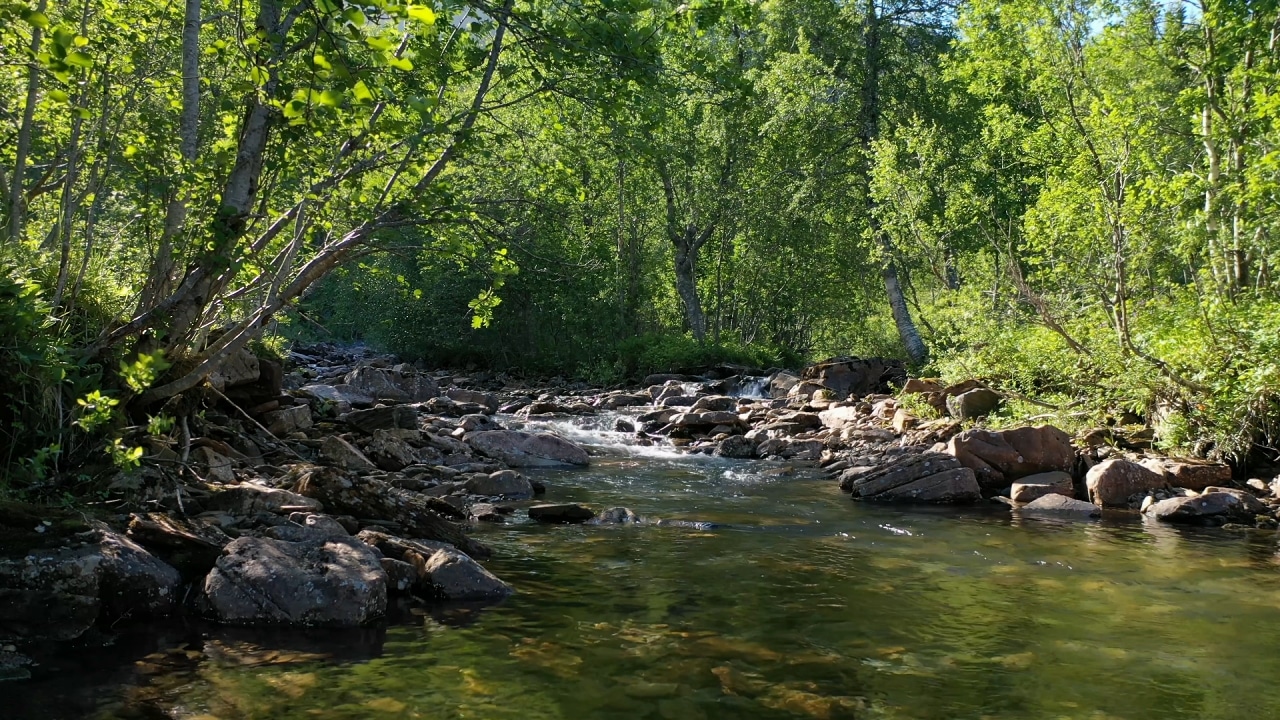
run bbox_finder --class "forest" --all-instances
[2,0,1278,488]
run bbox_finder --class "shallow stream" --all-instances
[14,416,1280,719]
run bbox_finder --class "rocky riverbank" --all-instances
[3,345,1277,682]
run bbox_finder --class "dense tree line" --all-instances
[2,0,1278,485]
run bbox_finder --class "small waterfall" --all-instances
[732,376,771,399]
[507,412,690,459]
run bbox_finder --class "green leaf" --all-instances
[66,50,93,69]
[407,5,436,24]
[20,9,50,28]
[48,89,70,102]
[366,35,394,51]
[319,89,343,107]
[352,80,374,103]
[343,8,367,26]
[312,53,332,70]
[388,55,414,71]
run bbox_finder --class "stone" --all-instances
[901,378,944,394]
[1085,459,1168,508]
[262,405,312,435]
[692,395,737,412]
[846,453,981,504]
[601,393,651,410]
[892,408,917,434]
[715,435,757,459]
[320,436,378,472]
[1138,458,1233,491]
[210,348,260,389]
[469,503,506,522]
[769,371,802,398]
[697,410,742,426]
[1018,494,1101,517]
[946,388,1002,419]
[817,406,862,431]
[342,405,419,433]
[381,558,418,594]
[205,483,323,515]
[591,507,642,524]
[446,387,499,412]
[464,470,534,498]
[418,549,514,602]
[0,547,100,642]
[296,466,490,557]
[1143,491,1267,524]
[94,526,182,620]
[801,357,905,400]
[298,383,372,411]
[354,530,511,601]
[127,512,230,580]
[947,425,1075,489]
[194,446,236,484]
[343,366,438,403]
[1010,471,1076,503]
[203,536,387,626]
[781,439,825,461]
[528,503,597,523]
[365,429,418,472]
[465,430,589,468]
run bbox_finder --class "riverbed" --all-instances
[13,417,1280,719]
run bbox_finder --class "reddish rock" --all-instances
[1010,471,1075,503]
[946,425,1075,490]
[1085,459,1167,508]
[1138,458,1232,491]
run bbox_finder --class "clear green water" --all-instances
[16,421,1280,719]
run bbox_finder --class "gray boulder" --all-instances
[344,366,438,403]
[715,435,757,459]
[203,536,387,626]
[1144,491,1268,524]
[946,388,1002,419]
[320,436,377,472]
[1018,493,1102,517]
[446,387,499,412]
[465,430,589,468]
[464,470,534,498]
[342,405,419,433]
[354,530,511,601]
[845,453,981,504]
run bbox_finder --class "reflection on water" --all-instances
[14,419,1280,719]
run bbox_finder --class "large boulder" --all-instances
[845,453,981,504]
[205,483,323,515]
[320,436,378,472]
[946,388,1001,420]
[1009,471,1075,503]
[1138,458,1232,492]
[464,470,534,498]
[364,429,418,472]
[341,405,419,433]
[446,388,499,413]
[209,348,260,389]
[204,536,386,626]
[465,430,589,468]
[715,435,757,459]
[800,357,905,400]
[343,366,438,403]
[1143,490,1268,524]
[817,406,862,431]
[947,425,1075,490]
[0,528,181,643]
[127,512,230,580]
[1085,459,1167,508]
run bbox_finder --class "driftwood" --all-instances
[294,467,490,558]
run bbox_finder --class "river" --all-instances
[13,414,1280,719]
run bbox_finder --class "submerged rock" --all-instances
[528,503,597,523]
[1144,490,1268,524]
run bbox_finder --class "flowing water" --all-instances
[15,415,1280,719]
